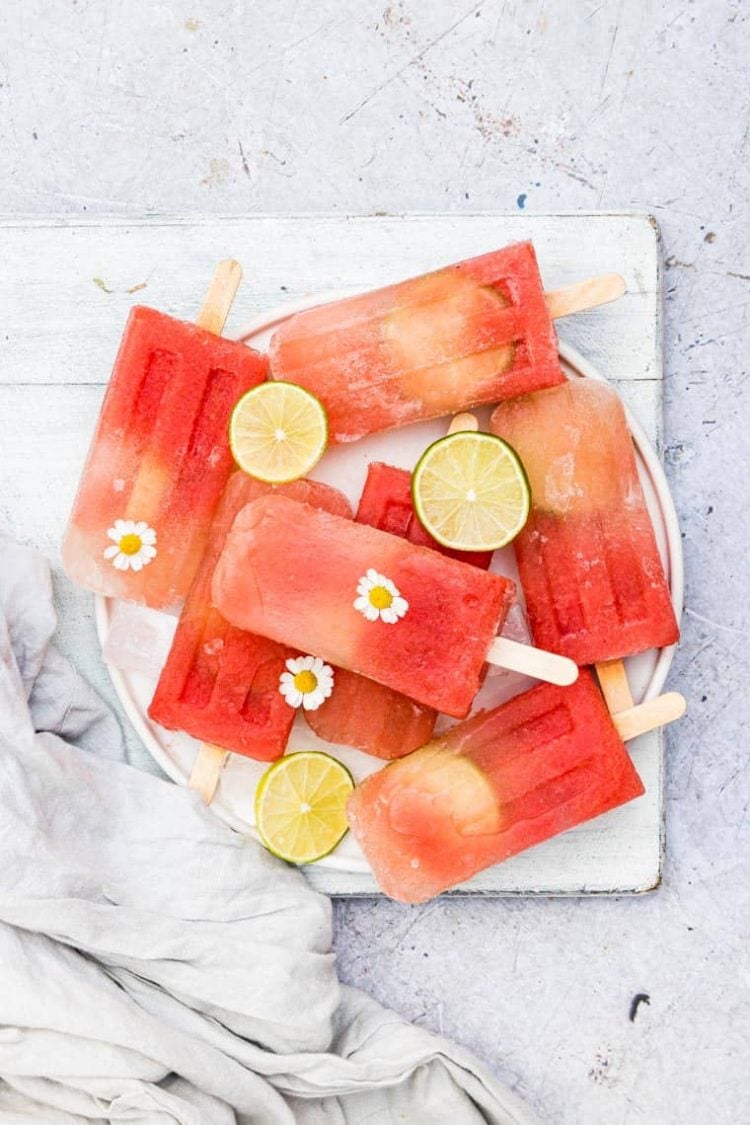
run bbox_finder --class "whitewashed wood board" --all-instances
[0,212,674,897]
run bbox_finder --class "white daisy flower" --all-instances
[103,519,158,573]
[353,568,409,624]
[279,655,334,711]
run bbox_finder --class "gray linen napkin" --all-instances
[0,536,537,1124]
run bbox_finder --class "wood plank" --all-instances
[0,213,658,385]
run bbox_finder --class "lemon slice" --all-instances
[412,430,531,552]
[229,382,328,484]
[254,751,354,864]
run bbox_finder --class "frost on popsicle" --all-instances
[490,379,680,665]
[269,242,563,442]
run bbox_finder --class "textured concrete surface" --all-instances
[1,2,748,1122]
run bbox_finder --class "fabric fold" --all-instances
[0,535,536,1124]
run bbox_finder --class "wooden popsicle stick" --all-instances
[196,259,243,334]
[595,658,634,713]
[189,744,229,803]
[447,412,480,434]
[486,636,578,687]
[612,692,686,741]
[544,273,626,319]
[188,260,243,804]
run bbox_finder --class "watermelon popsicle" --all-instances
[346,670,646,903]
[490,379,680,666]
[148,473,352,765]
[212,496,577,719]
[63,261,266,609]
[268,242,625,443]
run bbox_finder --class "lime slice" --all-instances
[229,382,328,484]
[412,430,531,552]
[254,751,354,864]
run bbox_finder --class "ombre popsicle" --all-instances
[212,496,577,720]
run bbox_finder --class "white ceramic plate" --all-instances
[96,294,683,876]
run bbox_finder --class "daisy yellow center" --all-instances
[293,670,318,694]
[369,585,393,610]
[118,533,143,556]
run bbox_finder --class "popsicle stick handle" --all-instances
[189,743,229,804]
[486,637,578,686]
[612,692,687,741]
[544,273,626,319]
[595,658,635,713]
[189,260,244,804]
[447,412,479,435]
[196,259,243,335]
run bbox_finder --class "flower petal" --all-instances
[113,554,129,571]
[392,596,409,617]
[107,527,121,543]
[141,544,157,559]
[141,528,157,545]
[302,689,324,711]
[364,604,379,622]
[103,545,120,559]
[130,555,143,572]
[380,607,398,624]
[286,656,304,675]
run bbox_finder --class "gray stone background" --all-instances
[1,1,748,1122]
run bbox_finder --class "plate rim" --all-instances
[95,294,683,875]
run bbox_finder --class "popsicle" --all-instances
[268,241,626,442]
[148,473,352,768]
[490,379,679,666]
[63,261,267,609]
[212,496,578,719]
[346,670,647,903]
[305,416,492,759]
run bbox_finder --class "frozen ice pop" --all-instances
[212,495,570,718]
[347,670,645,903]
[269,242,565,442]
[63,261,267,608]
[305,453,493,758]
[148,473,352,762]
[490,379,679,665]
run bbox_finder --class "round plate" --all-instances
[96,294,683,874]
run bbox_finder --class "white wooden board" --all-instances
[0,212,674,897]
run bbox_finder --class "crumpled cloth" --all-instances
[0,536,537,1125]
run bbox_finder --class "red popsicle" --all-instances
[63,267,268,608]
[269,242,565,442]
[346,670,645,903]
[212,495,527,719]
[490,379,679,665]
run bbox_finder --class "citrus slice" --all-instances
[412,430,531,552]
[254,751,354,864]
[229,382,328,484]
